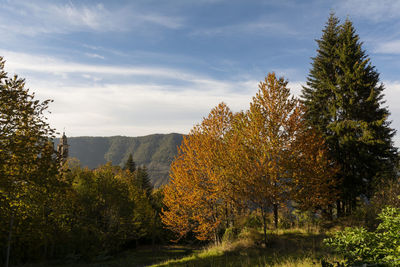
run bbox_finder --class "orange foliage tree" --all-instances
[227,73,305,244]
[161,103,233,242]
[162,73,338,244]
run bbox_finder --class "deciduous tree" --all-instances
[161,103,233,242]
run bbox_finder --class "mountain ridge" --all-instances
[55,133,184,187]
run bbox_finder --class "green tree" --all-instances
[324,206,400,265]
[123,153,136,172]
[302,15,398,215]
[0,56,58,265]
[136,166,153,197]
[301,13,340,132]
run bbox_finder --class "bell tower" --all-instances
[57,132,69,165]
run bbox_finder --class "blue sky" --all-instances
[1,0,400,145]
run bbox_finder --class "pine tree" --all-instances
[123,153,136,172]
[302,15,398,214]
[136,166,153,197]
[301,12,340,131]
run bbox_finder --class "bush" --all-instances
[238,227,260,242]
[242,212,263,229]
[222,227,239,243]
[324,206,400,265]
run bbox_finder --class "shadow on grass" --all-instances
[108,245,198,267]
[21,232,337,267]
[154,231,337,267]
[19,246,198,267]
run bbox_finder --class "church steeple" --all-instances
[57,131,69,165]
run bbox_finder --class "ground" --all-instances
[21,228,341,267]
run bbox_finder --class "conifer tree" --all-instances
[302,15,398,214]
[136,166,153,197]
[123,153,136,173]
[301,13,340,131]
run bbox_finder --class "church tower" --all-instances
[57,132,69,165]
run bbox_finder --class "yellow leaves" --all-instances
[162,73,339,240]
[161,103,233,241]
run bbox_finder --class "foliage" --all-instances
[0,56,60,265]
[55,161,163,259]
[302,13,398,214]
[123,153,136,172]
[162,74,337,245]
[136,165,153,197]
[161,103,233,242]
[324,206,400,265]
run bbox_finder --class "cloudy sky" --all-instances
[1,0,400,145]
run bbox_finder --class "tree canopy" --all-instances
[301,14,398,214]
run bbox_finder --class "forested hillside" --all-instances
[55,133,183,187]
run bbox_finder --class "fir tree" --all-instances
[136,166,153,197]
[302,15,398,214]
[301,12,340,131]
[123,153,136,173]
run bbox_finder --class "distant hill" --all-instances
[55,133,184,187]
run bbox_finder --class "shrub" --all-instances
[324,206,400,265]
[222,227,239,243]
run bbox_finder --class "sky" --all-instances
[1,0,400,146]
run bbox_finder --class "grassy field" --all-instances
[21,228,341,267]
[152,228,341,267]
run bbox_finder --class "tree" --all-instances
[227,73,338,244]
[230,73,304,244]
[301,13,340,132]
[290,128,338,214]
[302,15,398,215]
[136,166,153,197]
[0,56,58,265]
[123,153,136,173]
[161,103,233,242]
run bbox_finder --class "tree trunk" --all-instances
[5,214,14,267]
[261,207,267,246]
[336,200,342,218]
[273,204,278,229]
[152,211,157,251]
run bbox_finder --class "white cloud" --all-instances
[190,19,296,37]
[375,40,400,54]
[85,53,105,60]
[28,81,256,137]
[0,1,183,36]
[0,50,257,137]
[335,0,400,22]
[384,81,400,145]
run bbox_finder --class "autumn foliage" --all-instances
[161,103,233,241]
[162,73,338,242]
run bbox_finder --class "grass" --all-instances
[151,228,343,267]
[20,228,342,266]
[19,245,198,267]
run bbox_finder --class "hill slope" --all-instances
[55,133,183,187]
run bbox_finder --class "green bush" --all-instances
[222,227,239,243]
[242,212,263,229]
[324,206,400,265]
[238,227,260,241]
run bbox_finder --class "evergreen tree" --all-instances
[136,166,153,197]
[123,153,136,172]
[301,13,340,131]
[302,15,398,214]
